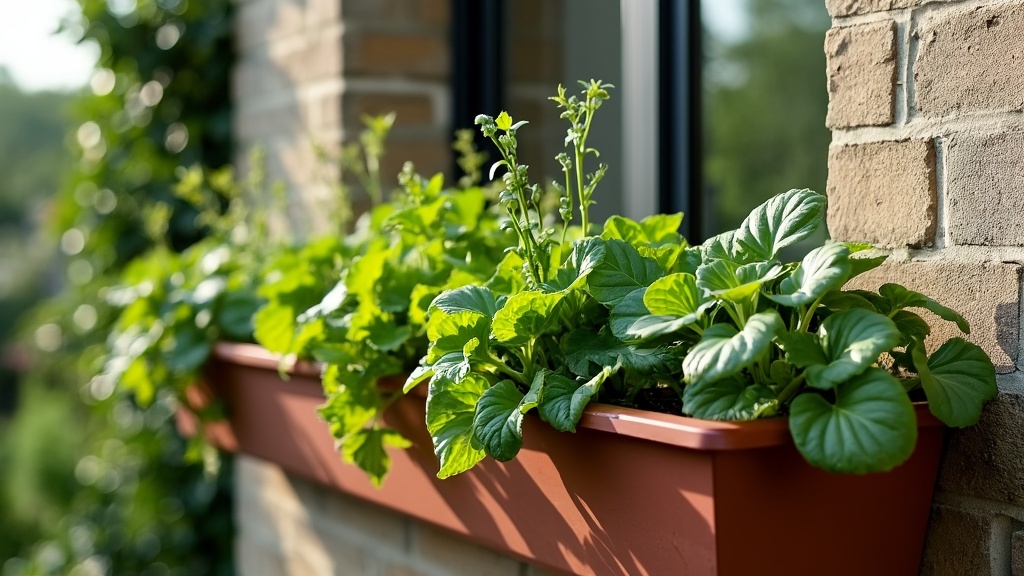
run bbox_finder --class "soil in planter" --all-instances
[631,386,684,414]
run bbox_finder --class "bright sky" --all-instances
[0,0,743,94]
[0,0,98,92]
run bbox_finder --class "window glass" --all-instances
[701,0,831,238]
[505,0,624,224]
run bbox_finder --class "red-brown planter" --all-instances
[190,342,944,576]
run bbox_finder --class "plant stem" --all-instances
[481,354,527,383]
[776,373,806,405]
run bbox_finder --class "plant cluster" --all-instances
[254,133,514,484]
[411,81,997,478]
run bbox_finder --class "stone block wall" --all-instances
[235,456,555,576]
[232,0,452,234]
[824,1,1024,574]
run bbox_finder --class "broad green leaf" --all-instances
[879,283,970,334]
[701,230,747,263]
[346,247,389,298]
[426,310,490,363]
[683,378,776,421]
[768,243,851,307]
[789,368,917,473]
[624,314,702,341]
[485,251,527,295]
[912,338,996,427]
[520,370,546,414]
[777,331,828,368]
[846,253,888,281]
[408,283,440,327]
[562,329,671,377]
[342,428,411,488]
[318,365,378,438]
[491,291,564,345]
[697,260,783,303]
[544,237,606,292]
[431,350,472,384]
[892,310,931,346]
[646,244,682,273]
[673,246,703,275]
[644,273,709,319]
[365,321,413,352]
[431,285,497,317]
[804,309,900,390]
[472,380,525,461]
[588,239,663,307]
[538,374,582,432]
[609,288,649,341]
[217,290,260,340]
[403,364,433,393]
[640,213,684,244]
[683,310,783,385]
[818,290,879,313]
[538,366,617,432]
[770,359,795,386]
[298,280,348,322]
[734,188,826,260]
[426,374,489,478]
[601,216,647,245]
[253,302,299,354]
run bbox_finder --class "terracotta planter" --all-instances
[189,342,944,576]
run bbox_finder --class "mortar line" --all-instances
[933,136,948,249]
[991,515,1013,576]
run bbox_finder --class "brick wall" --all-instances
[232,0,452,234]
[231,2,558,573]
[824,1,1024,574]
[235,456,556,576]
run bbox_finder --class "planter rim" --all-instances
[211,341,942,452]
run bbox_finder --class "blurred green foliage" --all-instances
[702,0,831,237]
[0,0,236,573]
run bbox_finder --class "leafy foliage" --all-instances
[417,83,996,478]
[251,129,511,485]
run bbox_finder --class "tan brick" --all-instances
[946,131,1024,246]
[1013,530,1024,576]
[382,564,432,576]
[827,139,936,248]
[236,535,288,576]
[826,0,953,17]
[341,0,450,28]
[825,21,897,129]
[277,31,344,83]
[316,483,409,546]
[920,505,994,576]
[915,2,1024,117]
[236,105,302,142]
[303,91,343,134]
[846,260,1021,372]
[939,383,1024,506]
[413,525,524,576]
[344,92,436,130]
[344,31,449,79]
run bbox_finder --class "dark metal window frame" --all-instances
[449,0,701,238]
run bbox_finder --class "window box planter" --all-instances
[183,341,945,576]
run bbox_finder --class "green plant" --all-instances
[622,188,996,473]
[415,82,997,478]
[251,123,512,485]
